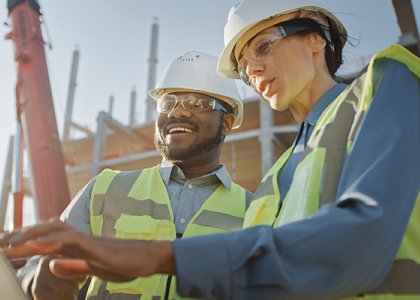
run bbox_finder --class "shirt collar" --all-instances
[306,83,347,126]
[159,160,174,184]
[159,160,232,190]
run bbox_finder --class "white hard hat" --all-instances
[149,51,243,128]
[217,0,347,78]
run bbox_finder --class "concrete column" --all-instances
[63,47,80,141]
[0,136,14,230]
[91,111,108,176]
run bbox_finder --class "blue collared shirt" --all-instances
[160,161,233,233]
[278,83,347,198]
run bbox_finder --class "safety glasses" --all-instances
[236,21,326,86]
[157,93,229,114]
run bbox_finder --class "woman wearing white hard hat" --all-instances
[165,1,418,299]
[208,0,418,299]
[1,2,419,300]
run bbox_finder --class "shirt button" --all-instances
[180,218,186,224]
[188,184,193,189]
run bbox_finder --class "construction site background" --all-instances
[0,0,418,229]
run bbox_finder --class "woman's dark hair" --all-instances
[276,17,347,82]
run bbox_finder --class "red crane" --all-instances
[6,0,70,226]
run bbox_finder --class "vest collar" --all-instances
[159,161,232,190]
[306,83,347,127]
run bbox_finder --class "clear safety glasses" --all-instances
[157,93,229,114]
[236,24,321,86]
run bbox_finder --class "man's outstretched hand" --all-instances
[0,220,176,282]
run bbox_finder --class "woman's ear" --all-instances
[310,33,327,53]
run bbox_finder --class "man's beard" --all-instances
[154,116,224,162]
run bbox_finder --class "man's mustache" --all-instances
[162,119,198,133]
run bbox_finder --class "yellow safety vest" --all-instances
[87,166,247,300]
[244,44,420,299]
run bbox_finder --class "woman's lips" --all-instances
[259,79,274,96]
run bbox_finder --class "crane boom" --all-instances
[6,0,70,221]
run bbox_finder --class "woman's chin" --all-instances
[268,95,288,112]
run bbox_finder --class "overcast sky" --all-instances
[0,0,419,226]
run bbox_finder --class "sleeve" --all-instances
[17,178,97,293]
[174,59,420,299]
[60,177,96,234]
[17,255,41,294]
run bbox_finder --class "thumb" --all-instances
[49,258,91,280]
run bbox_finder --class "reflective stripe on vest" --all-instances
[243,147,293,228]
[243,44,420,298]
[88,166,247,299]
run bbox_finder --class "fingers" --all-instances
[3,240,63,258]
[2,221,91,259]
[0,230,22,246]
[8,220,71,246]
[3,223,170,281]
[51,257,136,282]
[0,219,68,248]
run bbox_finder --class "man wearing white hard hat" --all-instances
[10,51,251,300]
[2,1,419,300]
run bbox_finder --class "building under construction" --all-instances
[0,1,299,227]
[0,0,419,228]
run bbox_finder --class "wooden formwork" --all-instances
[61,97,297,196]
